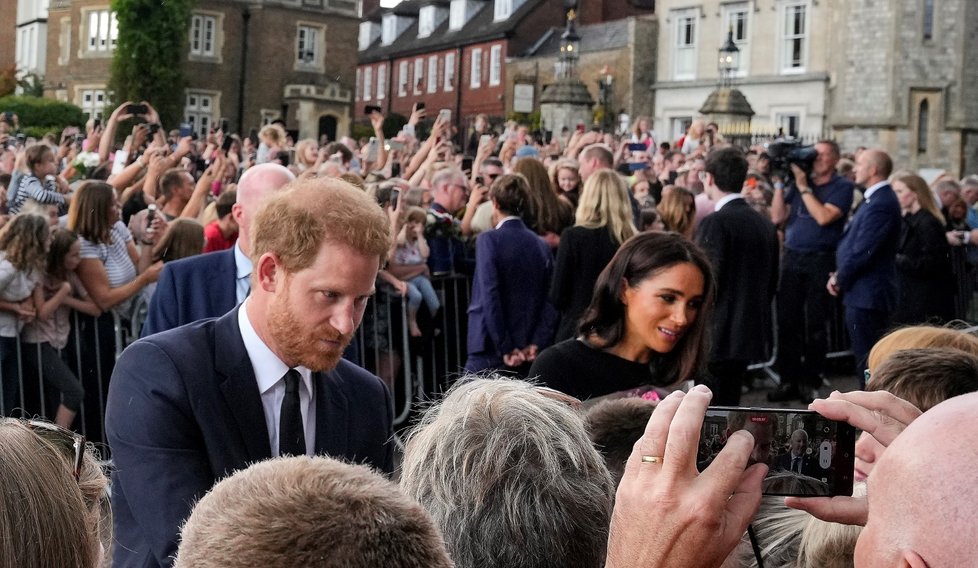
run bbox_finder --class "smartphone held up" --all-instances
[697,406,855,497]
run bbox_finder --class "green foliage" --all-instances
[17,73,45,98]
[0,95,86,133]
[108,0,194,129]
[506,110,541,132]
[351,121,374,141]
[383,113,408,139]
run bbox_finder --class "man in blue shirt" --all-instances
[769,141,854,403]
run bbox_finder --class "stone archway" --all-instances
[318,115,338,144]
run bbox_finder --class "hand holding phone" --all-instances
[126,103,149,116]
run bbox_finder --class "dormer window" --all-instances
[450,0,479,30]
[494,0,526,21]
[419,6,436,37]
[382,14,398,45]
[359,21,380,51]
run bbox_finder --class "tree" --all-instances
[108,0,194,129]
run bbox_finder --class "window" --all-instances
[85,9,118,53]
[419,5,436,38]
[355,68,362,101]
[776,113,800,138]
[190,14,217,57]
[427,56,438,93]
[185,92,215,138]
[917,100,929,154]
[494,0,512,21]
[673,10,697,80]
[922,0,934,41]
[671,117,692,141]
[297,25,319,65]
[470,48,482,88]
[449,0,467,30]
[377,64,387,100]
[363,67,373,101]
[444,52,456,91]
[489,45,502,86]
[358,21,378,51]
[398,61,409,96]
[414,58,424,95]
[381,14,397,45]
[723,3,749,76]
[78,88,107,120]
[781,3,807,73]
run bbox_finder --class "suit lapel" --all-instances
[215,307,272,461]
[314,369,349,457]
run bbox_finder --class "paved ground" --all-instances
[740,357,861,409]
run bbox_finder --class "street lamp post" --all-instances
[718,28,740,88]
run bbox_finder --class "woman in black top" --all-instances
[550,170,637,341]
[892,173,954,324]
[529,232,714,401]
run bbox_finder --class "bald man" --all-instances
[853,392,978,566]
[142,164,296,336]
[826,149,901,384]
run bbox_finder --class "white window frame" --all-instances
[381,14,397,45]
[77,87,107,120]
[779,1,809,74]
[398,60,409,97]
[414,58,424,95]
[185,91,218,139]
[775,112,802,138]
[449,0,466,30]
[419,5,436,38]
[296,23,323,68]
[444,52,456,91]
[722,3,750,77]
[470,47,482,88]
[427,56,438,93]
[377,63,387,100]
[356,68,362,101]
[489,45,502,86]
[671,116,693,142]
[189,13,217,58]
[363,66,373,101]
[673,9,697,80]
[494,0,512,21]
[83,8,118,54]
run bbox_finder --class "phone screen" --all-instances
[179,122,193,138]
[698,407,855,497]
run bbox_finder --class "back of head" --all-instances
[235,163,296,220]
[867,325,978,372]
[489,173,530,218]
[0,420,107,568]
[323,141,354,165]
[860,392,978,565]
[174,456,453,568]
[250,176,390,271]
[400,377,614,568]
[658,185,695,235]
[581,144,614,169]
[154,218,205,263]
[159,168,187,200]
[585,397,656,486]
[215,189,236,219]
[868,347,978,411]
[575,169,636,245]
[704,146,748,194]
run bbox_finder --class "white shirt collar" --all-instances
[238,299,313,396]
[863,180,888,201]
[234,241,252,281]
[714,193,745,212]
[494,215,521,230]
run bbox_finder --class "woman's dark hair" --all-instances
[67,181,115,244]
[489,173,530,217]
[47,228,79,282]
[578,231,715,385]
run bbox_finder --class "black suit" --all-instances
[696,197,779,405]
[776,452,819,477]
[105,307,394,567]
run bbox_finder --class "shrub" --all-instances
[0,95,87,134]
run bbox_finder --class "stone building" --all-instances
[41,0,361,142]
[505,16,657,133]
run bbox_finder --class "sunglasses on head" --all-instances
[22,419,86,482]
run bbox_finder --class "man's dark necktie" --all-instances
[279,369,306,457]
[792,457,801,474]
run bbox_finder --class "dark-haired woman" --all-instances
[528,231,713,401]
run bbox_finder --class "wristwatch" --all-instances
[800,188,813,196]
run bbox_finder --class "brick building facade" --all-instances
[41,0,360,142]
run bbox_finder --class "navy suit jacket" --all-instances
[467,218,557,357]
[106,307,394,568]
[141,248,237,337]
[835,184,902,312]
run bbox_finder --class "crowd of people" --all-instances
[2,103,978,567]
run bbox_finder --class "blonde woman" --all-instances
[550,170,637,341]
[658,185,696,239]
[891,173,953,324]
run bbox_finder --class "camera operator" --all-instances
[769,140,854,403]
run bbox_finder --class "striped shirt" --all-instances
[9,174,68,216]
[79,221,137,314]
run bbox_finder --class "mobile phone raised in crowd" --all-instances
[390,188,400,209]
[126,103,149,116]
[697,406,855,497]
[415,102,426,111]
[480,134,492,146]
[179,122,193,138]
[366,136,379,162]
[439,108,452,123]
[627,143,647,152]
[221,134,235,154]
[627,162,650,172]
[364,104,382,116]
[93,118,102,129]
[461,157,474,172]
